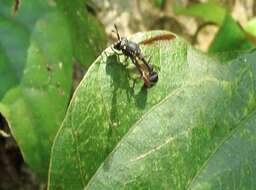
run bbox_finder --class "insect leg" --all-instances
[130,57,143,77]
[141,56,154,73]
[131,56,153,87]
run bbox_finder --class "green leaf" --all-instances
[48,31,181,189]
[173,1,226,24]
[0,0,105,179]
[55,0,106,68]
[85,79,256,189]
[209,15,253,52]
[0,0,73,179]
[49,30,256,189]
[154,0,165,9]
[188,111,256,189]
[85,47,256,188]
[83,46,256,189]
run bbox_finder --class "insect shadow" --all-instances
[102,55,148,171]
[105,54,148,106]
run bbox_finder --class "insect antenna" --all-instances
[114,24,121,40]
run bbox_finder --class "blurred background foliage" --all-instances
[93,0,256,51]
[0,0,256,189]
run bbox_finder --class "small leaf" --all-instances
[172,2,255,52]
[209,15,253,52]
[154,0,165,9]
[173,1,226,24]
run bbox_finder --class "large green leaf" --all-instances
[48,30,256,189]
[85,50,256,189]
[48,31,180,189]
[0,0,105,179]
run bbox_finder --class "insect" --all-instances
[112,24,158,88]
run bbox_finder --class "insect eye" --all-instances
[149,72,158,83]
